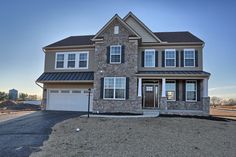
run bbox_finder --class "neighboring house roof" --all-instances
[37,72,94,83]
[137,71,210,77]
[154,32,204,43]
[44,35,94,48]
[44,32,203,48]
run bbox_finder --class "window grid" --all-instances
[110,45,121,63]
[166,80,176,101]
[184,49,195,67]
[104,77,126,100]
[186,80,197,102]
[79,53,88,68]
[67,54,76,68]
[144,49,155,67]
[165,49,176,67]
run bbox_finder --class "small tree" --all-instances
[210,96,221,107]
[227,98,236,106]
[0,92,8,101]
[19,93,28,101]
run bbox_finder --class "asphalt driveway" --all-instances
[0,111,84,157]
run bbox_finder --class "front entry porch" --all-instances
[137,76,210,116]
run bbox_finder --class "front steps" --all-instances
[142,109,160,117]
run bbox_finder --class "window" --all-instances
[104,77,126,99]
[55,52,89,69]
[114,26,119,34]
[110,45,121,63]
[166,81,176,101]
[79,53,88,68]
[67,54,76,68]
[186,80,197,101]
[144,49,155,67]
[56,54,64,68]
[184,49,195,67]
[165,49,176,67]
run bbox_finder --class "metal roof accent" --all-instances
[36,72,94,83]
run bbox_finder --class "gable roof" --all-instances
[123,12,162,43]
[154,32,204,43]
[91,14,141,41]
[44,35,94,49]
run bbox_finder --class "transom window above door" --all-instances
[55,52,89,69]
[144,49,155,67]
[110,45,121,63]
[165,49,176,67]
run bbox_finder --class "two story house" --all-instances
[37,12,210,116]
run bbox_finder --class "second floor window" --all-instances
[67,54,76,68]
[55,52,88,69]
[110,45,121,63]
[166,80,176,101]
[79,53,88,68]
[56,54,64,68]
[165,49,176,67]
[144,49,155,67]
[104,77,126,99]
[184,49,195,67]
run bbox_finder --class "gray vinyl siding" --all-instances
[138,46,203,71]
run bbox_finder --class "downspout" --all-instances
[35,81,43,89]
[35,81,44,110]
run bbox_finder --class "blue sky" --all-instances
[0,0,236,98]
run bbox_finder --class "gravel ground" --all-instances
[30,117,236,157]
[0,111,35,123]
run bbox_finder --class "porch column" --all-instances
[203,78,208,97]
[161,78,166,97]
[138,78,142,97]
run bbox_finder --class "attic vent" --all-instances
[114,26,119,34]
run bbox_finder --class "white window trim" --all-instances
[110,45,121,64]
[55,52,89,70]
[144,49,155,67]
[165,49,176,67]
[114,26,119,34]
[184,49,195,67]
[166,80,176,101]
[185,80,197,102]
[103,77,126,100]
[67,53,76,69]
[55,52,66,69]
[78,52,89,69]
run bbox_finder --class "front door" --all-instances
[143,84,159,108]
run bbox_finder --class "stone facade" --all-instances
[202,97,210,114]
[93,19,142,113]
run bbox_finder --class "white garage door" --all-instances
[47,89,93,111]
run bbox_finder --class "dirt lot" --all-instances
[30,116,236,157]
[210,106,236,120]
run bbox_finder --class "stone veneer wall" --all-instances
[93,19,142,113]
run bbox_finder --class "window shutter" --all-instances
[176,51,179,67]
[155,51,158,67]
[100,78,104,99]
[162,51,165,67]
[107,46,110,64]
[121,45,125,63]
[195,50,198,67]
[197,80,201,101]
[176,80,179,101]
[183,81,186,101]
[181,50,184,67]
[126,77,129,99]
[141,51,145,67]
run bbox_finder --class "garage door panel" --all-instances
[47,89,93,111]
